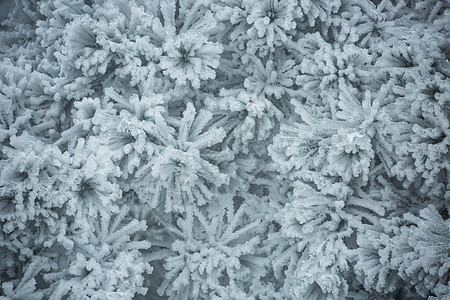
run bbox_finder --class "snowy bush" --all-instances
[1,0,449,299]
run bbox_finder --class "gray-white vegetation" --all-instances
[0,0,449,299]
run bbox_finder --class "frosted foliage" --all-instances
[378,75,450,198]
[62,139,123,217]
[155,203,266,299]
[131,102,232,213]
[244,0,297,48]
[0,134,68,237]
[298,0,341,27]
[160,32,223,88]
[1,0,449,299]
[295,33,373,107]
[325,129,374,184]
[243,53,301,104]
[205,88,282,152]
[91,87,169,179]
[0,257,46,300]
[397,206,450,297]
[277,182,353,299]
[290,237,349,300]
[280,183,346,240]
[269,88,380,197]
[354,205,450,298]
[44,209,151,300]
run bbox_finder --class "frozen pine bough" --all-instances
[0,0,449,299]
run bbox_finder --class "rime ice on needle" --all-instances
[0,0,449,299]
